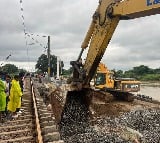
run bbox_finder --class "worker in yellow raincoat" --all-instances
[7,75,22,118]
[0,72,6,122]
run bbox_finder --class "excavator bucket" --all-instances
[59,89,92,130]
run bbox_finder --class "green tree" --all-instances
[114,70,124,78]
[124,70,136,78]
[133,65,150,75]
[18,69,27,75]
[62,67,72,76]
[2,64,18,74]
[122,65,160,81]
[36,54,61,76]
[153,68,160,74]
[36,54,48,73]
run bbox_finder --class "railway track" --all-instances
[0,78,63,143]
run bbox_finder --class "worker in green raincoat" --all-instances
[7,75,22,117]
[0,80,6,111]
[0,72,6,122]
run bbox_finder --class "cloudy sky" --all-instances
[0,0,160,72]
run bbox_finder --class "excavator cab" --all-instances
[94,63,115,89]
[95,72,115,89]
[95,73,106,85]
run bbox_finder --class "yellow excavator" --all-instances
[94,62,140,92]
[65,0,160,107]
[92,62,141,101]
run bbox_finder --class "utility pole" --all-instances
[47,36,51,81]
[57,56,60,80]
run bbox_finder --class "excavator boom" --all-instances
[113,0,160,19]
[71,0,160,87]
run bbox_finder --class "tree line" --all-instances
[0,64,26,76]
[114,65,160,81]
[1,54,160,81]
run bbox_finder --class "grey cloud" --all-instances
[0,0,160,71]
[102,15,160,70]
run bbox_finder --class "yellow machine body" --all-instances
[94,63,140,92]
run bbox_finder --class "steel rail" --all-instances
[31,80,43,143]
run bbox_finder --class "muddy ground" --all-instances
[91,99,160,118]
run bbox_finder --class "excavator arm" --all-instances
[71,0,160,88]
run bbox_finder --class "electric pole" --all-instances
[47,36,50,81]
[57,56,60,79]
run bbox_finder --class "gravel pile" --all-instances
[59,93,131,143]
[59,92,90,138]
[117,108,160,142]
[59,92,160,143]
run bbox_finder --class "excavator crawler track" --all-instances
[101,89,134,102]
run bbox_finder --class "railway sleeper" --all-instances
[0,136,35,143]
[40,120,56,127]
[0,129,36,140]
[41,125,58,134]
[43,132,61,142]
[0,123,34,133]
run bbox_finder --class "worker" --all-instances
[7,75,23,119]
[5,74,11,115]
[0,71,7,122]
[19,72,24,92]
[15,74,24,114]
[15,72,24,114]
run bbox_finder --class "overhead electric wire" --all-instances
[19,0,30,69]
[19,4,48,49]
[25,32,48,49]
[0,54,12,66]
[19,0,48,71]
